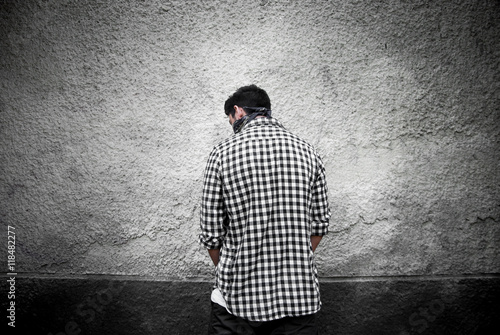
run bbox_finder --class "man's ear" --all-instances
[234,105,246,120]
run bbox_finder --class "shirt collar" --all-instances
[240,117,285,132]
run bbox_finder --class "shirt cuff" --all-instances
[311,222,329,236]
[198,234,224,249]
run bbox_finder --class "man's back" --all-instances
[200,117,330,322]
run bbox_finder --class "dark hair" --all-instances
[224,84,271,116]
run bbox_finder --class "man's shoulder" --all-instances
[282,129,319,154]
[212,133,240,151]
[211,119,319,156]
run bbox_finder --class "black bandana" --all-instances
[233,107,272,134]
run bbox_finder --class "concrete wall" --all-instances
[1,0,499,334]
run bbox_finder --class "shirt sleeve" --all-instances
[199,147,228,249]
[311,155,330,236]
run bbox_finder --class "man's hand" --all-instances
[311,236,323,252]
[208,249,220,266]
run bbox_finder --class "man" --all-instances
[199,84,330,334]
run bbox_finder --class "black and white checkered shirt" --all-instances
[199,117,330,322]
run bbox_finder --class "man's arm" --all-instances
[208,249,220,266]
[311,235,323,252]
[199,148,227,263]
[310,155,330,242]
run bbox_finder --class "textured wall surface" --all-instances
[1,0,499,334]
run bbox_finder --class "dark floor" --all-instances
[2,275,499,335]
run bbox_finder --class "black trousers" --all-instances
[208,302,319,335]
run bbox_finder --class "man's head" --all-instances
[224,84,271,119]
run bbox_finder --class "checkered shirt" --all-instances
[199,117,330,322]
